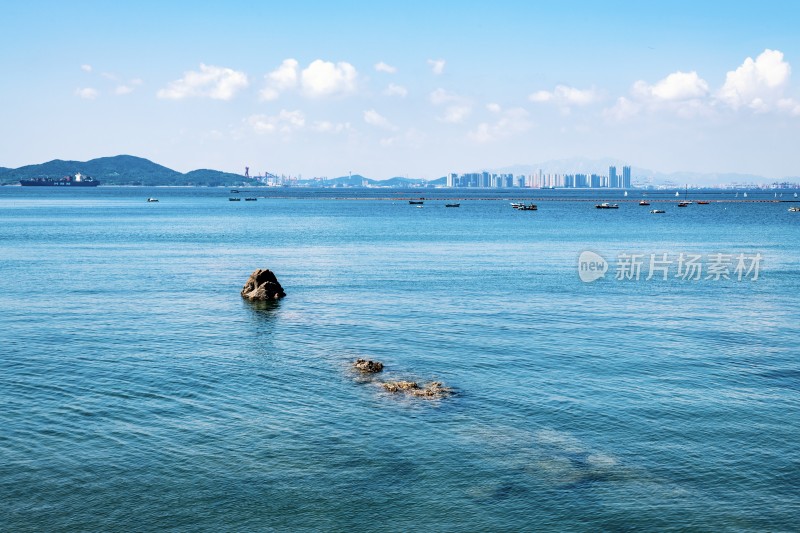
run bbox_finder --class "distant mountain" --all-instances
[183,169,255,186]
[0,155,259,186]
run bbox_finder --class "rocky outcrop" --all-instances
[382,381,419,393]
[410,381,453,398]
[382,380,454,398]
[354,359,384,373]
[241,269,286,301]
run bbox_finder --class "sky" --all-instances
[2,1,800,179]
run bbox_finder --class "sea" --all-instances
[1,186,798,531]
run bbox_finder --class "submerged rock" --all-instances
[241,269,286,301]
[410,381,454,398]
[354,359,384,373]
[382,380,454,398]
[382,381,419,393]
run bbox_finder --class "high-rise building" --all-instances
[622,166,631,189]
[609,166,618,188]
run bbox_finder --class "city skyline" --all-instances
[3,2,800,179]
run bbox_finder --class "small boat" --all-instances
[147,197,159,202]
[795,192,798,198]
[415,205,423,208]
[445,203,460,207]
[595,203,619,209]
[789,207,800,212]
[510,202,524,209]
[518,204,537,211]
[650,209,666,214]
[409,200,424,205]
[696,200,710,205]
[678,184,692,205]
[244,197,257,201]
[639,200,650,206]
[231,189,240,193]
[229,197,241,201]
[743,192,748,198]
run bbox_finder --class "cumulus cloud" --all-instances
[469,106,531,143]
[429,88,472,123]
[529,85,600,108]
[75,87,98,99]
[158,63,248,100]
[259,58,299,101]
[363,109,397,130]
[247,110,305,134]
[375,61,397,74]
[81,64,92,73]
[717,49,791,110]
[260,58,358,99]
[384,83,408,97]
[301,60,358,98]
[428,59,445,75]
[604,69,713,120]
[634,71,709,101]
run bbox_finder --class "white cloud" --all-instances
[529,85,600,107]
[717,49,791,110]
[603,96,642,121]
[634,71,709,101]
[260,59,359,100]
[114,78,142,96]
[429,88,458,105]
[301,60,358,98]
[247,110,305,134]
[311,120,351,133]
[469,106,531,143]
[81,64,92,73]
[384,83,408,97]
[605,70,713,120]
[375,61,397,74]
[429,88,472,123]
[428,59,446,75]
[75,87,98,99]
[441,105,472,123]
[259,59,299,101]
[363,109,397,130]
[778,98,800,116]
[158,63,248,100]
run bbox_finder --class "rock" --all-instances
[411,381,454,398]
[382,380,454,398]
[241,269,286,301]
[354,359,384,373]
[382,381,419,393]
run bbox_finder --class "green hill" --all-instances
[1,155,256,186]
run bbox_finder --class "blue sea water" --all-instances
[1,187,798,531]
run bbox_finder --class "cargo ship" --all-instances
[20,173,100,186]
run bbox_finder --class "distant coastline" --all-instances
[1,154,798,189]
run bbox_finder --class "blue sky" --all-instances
[3,1,800,179]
